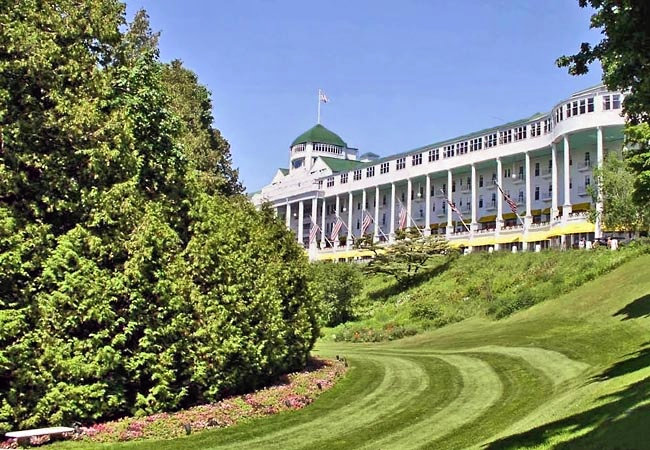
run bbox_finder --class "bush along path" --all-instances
[64,253,650,449]
[0,359,345,448]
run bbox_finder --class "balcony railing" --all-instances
[578,161,592,171]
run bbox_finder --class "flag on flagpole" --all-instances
[330,217,343,241]
[495,181,518,214]
[309,217,320,244]
[319,90,329,103]
[361,210,373,234]
[398,205,408,230]
[445,197,464,221]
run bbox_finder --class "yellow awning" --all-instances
[523,230,551,242]
[502,212,518,220]
[314,249,378,261]
[478,215,497,223]
[571,202,592,212]
[450,234,520,248]
[531,209,542,216]
[547,222,595,237]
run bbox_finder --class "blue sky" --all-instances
[125,1,604,193]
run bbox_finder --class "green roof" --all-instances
[291,124,347,147]
[320,156,364,173]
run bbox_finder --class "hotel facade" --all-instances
[251,85,626,260]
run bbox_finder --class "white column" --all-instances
[390,182,396,241]
[374,186,380,241]
[470,164,477,231]
[406,178,412,229]
[321,197,327,247]
[563,134,572,219]
[425,175,431,236]
[595,126,604,238]
[551,143,559,220]
[347,191,353,248]
[297,200,304,246]
[310,197,318,249]
[446,170,453,236]
[525,152,532,221]
[334,195,340,245]
[496,158,503,231]
[361,188,367,236]
[285,202,291,229]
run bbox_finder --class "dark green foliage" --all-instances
[0,1,317,431]
[309,262,363,326]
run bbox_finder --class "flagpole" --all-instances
[494,181,525,227]
[317,89,321,124]
[398,199,424,236]
[440,189,470,232]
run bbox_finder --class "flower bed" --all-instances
[0,358,346,447]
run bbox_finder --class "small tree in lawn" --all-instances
[362,231,454,287]
[588,153,650,237]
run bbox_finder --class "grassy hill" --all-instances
[60,250,650,449]
[327,244,649,342]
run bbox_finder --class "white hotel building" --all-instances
[251,85,625,260]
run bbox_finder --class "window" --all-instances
[548,159,552,171]
[570,178,573,189]
[428,148,440,162]
[430,184,435,196]
[518,191,524,203]
[326,177,334,187]
[356,219,359,230]
[340,173,348,184]
[457,141,468,155]
[479,175,484,187]
[442,202,446,213]
[548,184,552,196]
[504,168,511,178]
[412,153,422,165]
[366,166,375,177]
[535,162,540,177]
[585,152,591,167]
[444,144,455,158]
[585,175,591,186]
[514,126,527,141]
[382,194,386,205]
[442,183,446,194]
[579,99,586,114]
[353,169,362,181]
[380,162,390,174]
[587,97,594,112]
[612,94,621,109]
[572,101,578,116]
[485,133,498,148]
[603,95,611,110]
[544,118,552,134]
[396,157,406,170]
[419,185,424,198]
[419,209,423,218]
[401,192,405,202]
[479,196,483,208]
[382,213,386,226]
[357,202,361,210]
[318,180,323,189]
[492,172,497,183]
[466,176,471,187]
[470,137,482,151]
[535,186,540,200]
[518,166,524,180]
[566,103,572,118]
[499,130,512,144]
[530,122,541,137]
[452,180,456,192]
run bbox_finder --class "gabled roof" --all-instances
[291,124,347,147]
[319,156,364,173]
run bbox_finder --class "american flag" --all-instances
[495,181,518,214]
[319,90,329,103]
[398,205,408,230]
[330,217,344,241]
[309,217,320,244]
[361,210,373,234]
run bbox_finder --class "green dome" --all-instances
[291,124,347,148]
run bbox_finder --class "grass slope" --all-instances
[60,254,650,449]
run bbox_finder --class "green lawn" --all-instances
[59,254,650,449]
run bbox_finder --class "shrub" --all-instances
[309,262,363,326]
